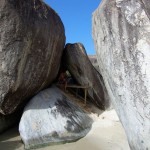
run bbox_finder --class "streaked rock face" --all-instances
[92,0,150,149]
[63,43,110,110]
[0,0,65,114]
[19,86,93,149]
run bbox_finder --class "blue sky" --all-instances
[44,0,101,54]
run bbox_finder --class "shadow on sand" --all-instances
[0,126,23,150]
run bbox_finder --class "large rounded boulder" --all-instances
[63,43,110,110]
[93,0,150,149]
[19,86,93,149]
[0,0,65,114]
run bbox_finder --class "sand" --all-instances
[0,89,130,150]
[0,109,130,150]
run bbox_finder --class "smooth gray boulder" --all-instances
[93,0,150,149]
[63,43,110,110]
[0,0,65,115]
[19,86,93,149]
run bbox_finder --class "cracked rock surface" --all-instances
[92,0,150,149]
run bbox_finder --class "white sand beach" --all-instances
[0,109,130,150]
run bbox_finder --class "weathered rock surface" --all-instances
[93,0,150,149]
[19,86,93,149]
[63,43,110,110]
[88,55,100,72]
[0,0,65,115]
